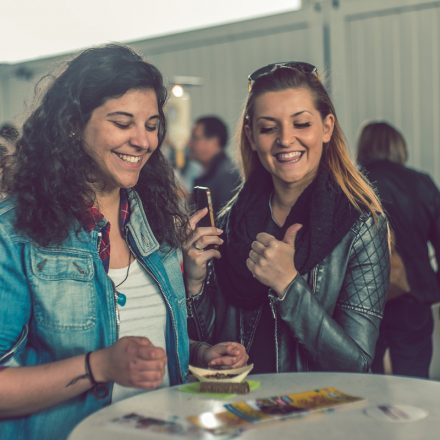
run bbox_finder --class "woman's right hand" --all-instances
[183,208,223,296]
[92,336,167,389]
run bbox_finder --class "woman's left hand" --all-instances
[201,342,249,369]
[246,223,302,297]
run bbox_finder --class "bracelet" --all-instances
[270,275,298,302]
[85,351,99,386]
[187,278,206,298]
[279,276,297,301]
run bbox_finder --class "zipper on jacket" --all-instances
[312,266,318,294]
[126,238,183,383]
[186,297,194,318]
[269,294,279,373]
[185,272,208,321]
[240,307,262,352]
[186,296,205,341]
[189,263,213,341]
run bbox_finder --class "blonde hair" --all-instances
[357,121,408,166]
[239,67,384,220]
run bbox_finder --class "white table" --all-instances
[69,372,440,439]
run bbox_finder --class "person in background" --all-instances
[0,123,19,157]
[161,139,203,197]
[0,44,247,440]
[185,62,389,374]
[189,115,241,215]
[357,121,440,378]
[0,123,19,197]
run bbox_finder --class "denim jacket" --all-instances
[0,190,189,440]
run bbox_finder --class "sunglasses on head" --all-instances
[248,61,318,91]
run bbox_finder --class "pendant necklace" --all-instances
[269,192,280,226]
[114,254,132,307]
[269,192,275,221]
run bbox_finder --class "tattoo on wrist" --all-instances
[65,373,89,387]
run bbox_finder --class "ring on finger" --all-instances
[193,242,204,251]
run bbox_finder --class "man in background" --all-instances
[189,115,241,215]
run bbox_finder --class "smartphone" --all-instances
[193,186,216,228]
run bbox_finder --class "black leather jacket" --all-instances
[187,212,389,372]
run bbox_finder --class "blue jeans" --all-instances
[372,293,433,378]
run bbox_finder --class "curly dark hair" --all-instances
[2,44,188,247]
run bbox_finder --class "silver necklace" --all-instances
[268,192,275,220]
[269,193,288,227]
[269,192,281,226]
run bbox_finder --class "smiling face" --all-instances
[82,88,160,196]
[246,87,334,193]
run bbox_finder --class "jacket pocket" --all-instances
[30,247,96,331]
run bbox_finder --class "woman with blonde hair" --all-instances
[186,62,389,373]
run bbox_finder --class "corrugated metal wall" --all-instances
[330,0,440,183]
[0,7,324,151]
[131,7,324,146]
[0,56,67,126]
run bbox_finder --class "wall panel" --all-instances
[331,0,440,183]
[133,10,323,146]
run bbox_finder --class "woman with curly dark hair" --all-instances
[0,44,247,440]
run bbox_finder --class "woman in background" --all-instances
[0,44,247,440]
[357,121,440,378]
[186,62,389,374]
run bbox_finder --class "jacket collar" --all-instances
[125,189,160,257]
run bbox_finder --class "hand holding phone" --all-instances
[185,186,222,295]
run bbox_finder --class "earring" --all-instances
[68,130,81,142]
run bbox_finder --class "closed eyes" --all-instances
[111,121,159,132]
[259,122,311,134]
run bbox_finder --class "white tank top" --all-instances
[108,258,169,403]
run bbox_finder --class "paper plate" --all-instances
[188,363,254,383]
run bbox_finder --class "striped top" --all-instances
[108,258,169,403]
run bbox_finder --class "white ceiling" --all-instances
[0,0,301,63]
